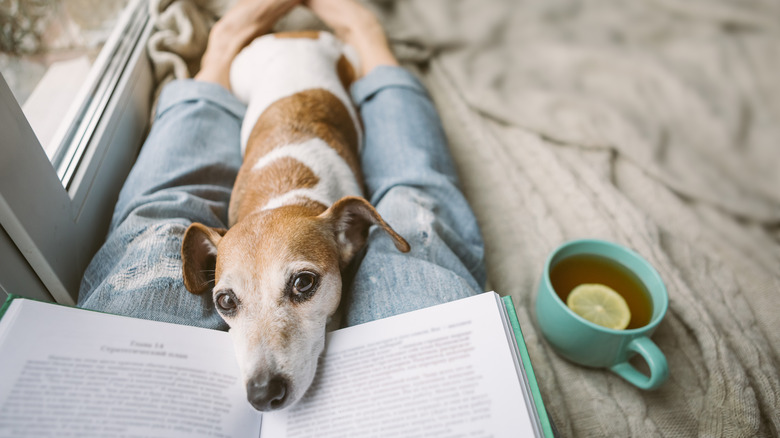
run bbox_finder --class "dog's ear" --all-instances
[181,223,228,295]
[321,196,410,267]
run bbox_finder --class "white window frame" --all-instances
[0,0,154,305]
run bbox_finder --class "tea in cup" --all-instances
[536,239,669,390]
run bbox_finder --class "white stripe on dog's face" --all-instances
[252,138,362,211]
[211,207,342,411]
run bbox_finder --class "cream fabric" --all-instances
[146,0,780,435]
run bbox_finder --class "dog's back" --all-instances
[229,32,363,225]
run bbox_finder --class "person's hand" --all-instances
[196,0,301,89]
[304,0,398,77]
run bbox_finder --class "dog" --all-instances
[180,31,410,412]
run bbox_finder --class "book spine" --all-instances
[0,294,19,321]
[502,295,554,438]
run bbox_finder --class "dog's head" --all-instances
[181,196,409,411]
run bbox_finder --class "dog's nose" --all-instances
[247,375,288,411]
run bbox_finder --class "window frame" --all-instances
[0,1,154,304]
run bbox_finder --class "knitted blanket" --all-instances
[146,0,780,435]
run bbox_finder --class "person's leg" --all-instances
[341,66,487,326]
[306,0,486,326]
[78,0,300,329]
[77,80,244,329]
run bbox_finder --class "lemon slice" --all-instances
[566,284,631,330]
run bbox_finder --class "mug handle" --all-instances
[609,336,669,390]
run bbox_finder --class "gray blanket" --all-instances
[147,0,780,435]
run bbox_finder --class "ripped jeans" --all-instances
[78,66,486,329]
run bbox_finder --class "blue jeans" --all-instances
[78,66,486,329]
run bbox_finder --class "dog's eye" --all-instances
[294,273,315,293]
[290,272,318,302]
[215,290,239,315]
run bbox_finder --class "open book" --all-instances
[0,292,552,437]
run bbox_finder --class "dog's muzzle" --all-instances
[246,373,289,411]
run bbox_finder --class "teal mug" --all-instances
[536,239,669,390]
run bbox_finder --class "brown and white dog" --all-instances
[180,31,409,412]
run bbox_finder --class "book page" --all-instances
[262,292,535,437]
[0,300,261,438]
